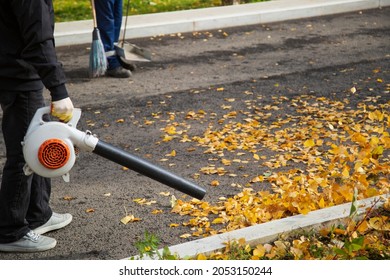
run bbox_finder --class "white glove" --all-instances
[51,97,74,122]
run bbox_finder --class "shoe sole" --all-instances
[0,240,56,253]
[34,215,73,235]
[107,72,132,78]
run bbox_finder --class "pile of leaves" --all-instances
[127,64,389,260]
[166,89,389,238]
[133,197,389,260]
[195,197,390,260]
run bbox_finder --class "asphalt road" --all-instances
[0,7,389,260]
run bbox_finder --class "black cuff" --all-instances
[49,84,69,101]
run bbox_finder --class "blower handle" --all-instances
[26,106,82,137]
[93,140,206,200]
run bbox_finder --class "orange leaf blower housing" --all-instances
[38,139,71,169]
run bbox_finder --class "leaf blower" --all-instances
[21,107,206,200]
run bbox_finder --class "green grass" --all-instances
[53,0,267,22]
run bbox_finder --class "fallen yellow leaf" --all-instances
[169,223,179,227]
[170,195,177,208]
[252,244,266,258]
[210,180,220,187]
[197,253,207,260]
[121,215,141,225]
[303,139,315,148]
[212,217,225,224]
[369,216,390,231]
[159,192,170,196]
[166,150,176,157]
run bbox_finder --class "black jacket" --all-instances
[0,0,68,101]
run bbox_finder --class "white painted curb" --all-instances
[54,0,390,47]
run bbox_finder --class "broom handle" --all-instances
[91,0,98,28]
[121,0,130,47]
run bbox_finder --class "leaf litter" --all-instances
[121,66,389,258]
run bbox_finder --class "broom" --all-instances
[89,0,107,78]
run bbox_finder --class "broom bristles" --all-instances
[89,28,107,78]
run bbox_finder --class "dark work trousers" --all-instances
[95,0,123,70]
[0,89,52,243]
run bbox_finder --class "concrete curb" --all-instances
[54,0,390,47]
[128,194,389,259]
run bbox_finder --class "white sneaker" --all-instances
[0,230,56,252]
[34,212,72,235]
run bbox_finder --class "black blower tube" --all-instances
[92,140,206,200]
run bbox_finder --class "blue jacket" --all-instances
[0,0,68,101]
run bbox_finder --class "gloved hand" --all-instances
[51,97,74,122]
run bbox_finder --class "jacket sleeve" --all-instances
[10,0,68,101]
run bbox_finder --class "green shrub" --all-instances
[53,0,267,22]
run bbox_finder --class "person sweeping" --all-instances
[94,0,132,78]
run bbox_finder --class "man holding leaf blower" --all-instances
[0,0,74,252]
